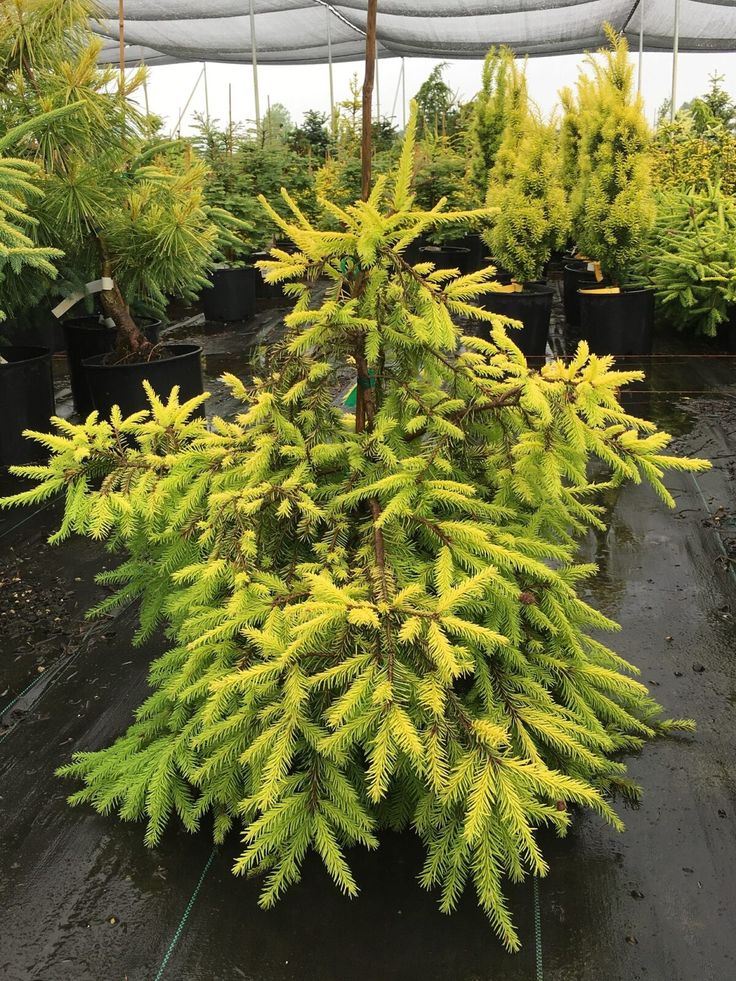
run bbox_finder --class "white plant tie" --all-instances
[51,278,114,319]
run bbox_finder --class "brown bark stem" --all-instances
[96,237,148,356]
[361,0,378,202]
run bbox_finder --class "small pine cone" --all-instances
[556,800,567,812]
[518,591,537,605]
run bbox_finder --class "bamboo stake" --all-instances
[361,0,378,201]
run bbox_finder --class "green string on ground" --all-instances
[0,495,58,542]
[0,674,45,719]
[533,876,544,981]
[153,848,216,981]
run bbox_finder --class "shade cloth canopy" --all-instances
[93,1,736,67]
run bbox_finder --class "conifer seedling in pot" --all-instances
[1,104,710,950]
[566,25,657,355]
[481,99,570,358]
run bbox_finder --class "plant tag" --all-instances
[579,286,620,295]
[51,277,115,319]
[0,354,7,365]
[494,282,523,293]
[592,261,604,282]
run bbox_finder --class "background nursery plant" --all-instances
[2,108,709,953]
[638,180,736,337]
[568,25,655,284]
[484,113,570,283]
[0,0,248,356]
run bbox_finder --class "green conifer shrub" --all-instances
[467,48,526,200]
[1,107,708,951]
[569,26,655,283]
[638,181,736,336]
[485,114,570,283]
[0,109,82,325]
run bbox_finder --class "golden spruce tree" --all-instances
[2,106,708,951]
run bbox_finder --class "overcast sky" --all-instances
[139,51,736,136]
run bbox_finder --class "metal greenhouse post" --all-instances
[326,6,335,128]
[637,0,644,94]
[361,0,378,201]
[670,0,681,121]
[402,56,406,129]
[204,62,210,123]
[376,54,380,121]
[249,0,261,134]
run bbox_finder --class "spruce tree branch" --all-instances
[409,514,453,546]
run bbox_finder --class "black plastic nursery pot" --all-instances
[477,283,554,358]
[563,262,603,326]
[201,267,257,323]
[443,234,487,271]
[487,258,514,286]
[720,307,736,353]
[82,343,205,419]
[0,306,64,352]
[63,316,161,417]
[0,346,55,467]
[418,245,473,274]
[578,287,655,357]
[249,251,288,301]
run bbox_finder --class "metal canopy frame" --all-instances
[108,1,732,134]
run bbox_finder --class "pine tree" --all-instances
[485,113,570,284]
[1,105,709,951]
[0,0,248,354]
[569,25,655,283]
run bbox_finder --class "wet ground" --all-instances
[2,286,736,980]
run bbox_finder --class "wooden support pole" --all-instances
[361,0,378,201]
[118,0,125,97]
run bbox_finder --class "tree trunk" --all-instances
[96,238,150,358]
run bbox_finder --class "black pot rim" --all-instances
[488,284,554,297]
[577,286,654,298]
[419,245,471,255]
[82,342,202,371]
[63,316,162,333]
[0,345,52,366]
